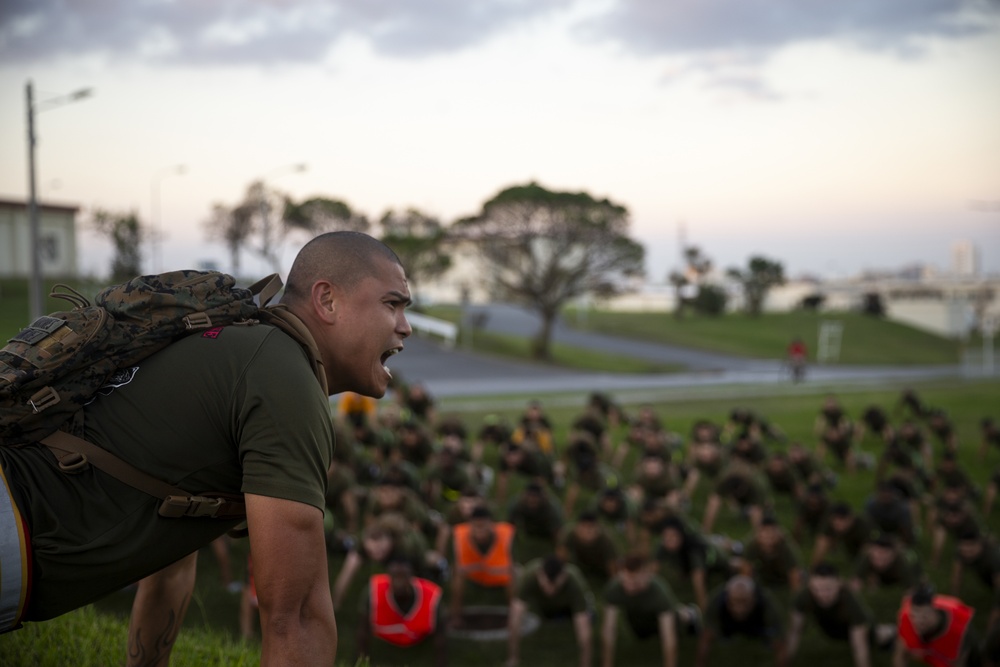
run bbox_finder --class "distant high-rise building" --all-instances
[951,240,980,277]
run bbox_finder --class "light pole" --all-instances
[150,165,187,273]
[26,80,92,322]
[256,163,307,273]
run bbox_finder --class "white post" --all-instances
[26,81,41,322]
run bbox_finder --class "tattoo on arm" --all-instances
[127,593,189,667]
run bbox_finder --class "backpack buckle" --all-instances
[28,386,60,413]
[158,495,225,518]
[57,451,89,474]
[182,312,212,330]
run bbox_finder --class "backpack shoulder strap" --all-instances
[246,273,283,308]
[40,430,246,519]
[259,305,328,395]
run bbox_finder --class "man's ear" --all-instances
[311,280,338,324]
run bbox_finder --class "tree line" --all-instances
[89,181,786,360]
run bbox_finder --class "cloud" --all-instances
[582,0,999,57]
[581,0,999,101]
[0,0,569,66]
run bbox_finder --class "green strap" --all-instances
[40,430,245,520]
[260,305,328,395]
[247,273,283,308]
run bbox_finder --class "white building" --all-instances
[0,198,79,279]
[951,240,980,278]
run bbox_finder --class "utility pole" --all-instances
[25,80,92,322]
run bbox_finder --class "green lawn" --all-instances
[0,277,105,339]
[569,309,965,365]
[5,379,1000,666]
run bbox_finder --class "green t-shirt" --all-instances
[705,585,784,641]
[559,524,619,579]
[821,515,875,561]
[958,539,1000,606]
[854,549,922,589]
[2,324,333,620]
[508,496,563,539]
[517,559,592,616]
[743,537,801,587]
[655,534,728,579]
[793,585,872,640]
[604,575,679,638]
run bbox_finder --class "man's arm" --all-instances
[506,598,527,667]
[657,611,677,667]
[695,626,714,667]
[950,561,964,594]
[702,494,722,533]
[450,566,466,625]
[691,569,709,611]
[247,493,337,667]
[431,598,449,667]
[601,605,619,667]
[788,566,803,593]
[850,624,872,667]
[931,525,947,567]
[991,573,1000,629]
[356,591,371,665]
[893,635,910,667]
[810,535,832,567]
[773,636,789,667]
[786,611,805,658]
[331,549,363,610]
[573,610,593,667]
[126,551,198,667]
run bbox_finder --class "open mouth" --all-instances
[380,347,402,377]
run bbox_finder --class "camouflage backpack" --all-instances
[0,270,326,520]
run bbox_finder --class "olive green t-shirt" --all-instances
[1,324,333,620]
[604,575,679,638]
[793,585,872,640]
[854,549,922,589]
[517,559,592,616]
[743,537,801,588]
[560,524,619,579]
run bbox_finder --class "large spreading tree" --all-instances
[727,255,785,316]
[205,184,369,276]
[455,182,644,360]
[91,209,143,283]
[379,208,451,300]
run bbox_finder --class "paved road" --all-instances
[462,304,761,371]
[387,305,970,400]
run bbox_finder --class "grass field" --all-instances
[4,379,1000,666]
[570,309,967,365]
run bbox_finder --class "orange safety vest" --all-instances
[338,392,378,421]
[898,595,975,667]
[453,522,515,587]
[370,574,442,647]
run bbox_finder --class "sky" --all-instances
[1,0,999,284]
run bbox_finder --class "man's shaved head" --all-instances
[283,231,403,305]
[724,575,758,619]
[726,575,756,598]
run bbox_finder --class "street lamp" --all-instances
[26,80,93,322]
[150,164,187,273]
[257,163,307,273]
